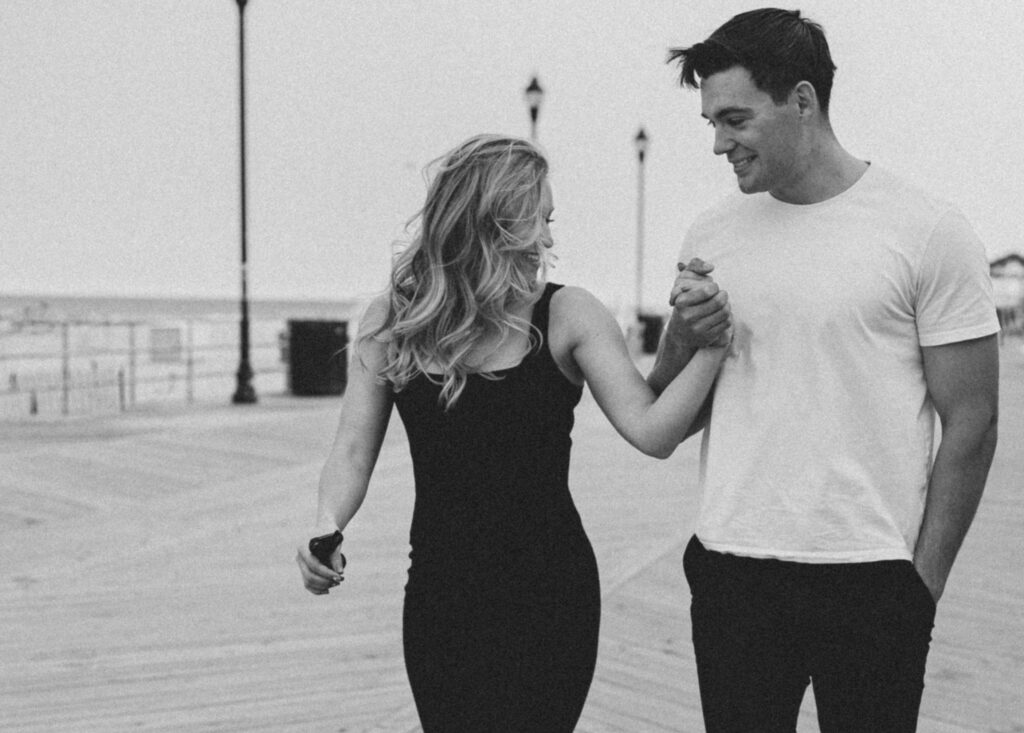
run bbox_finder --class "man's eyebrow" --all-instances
[701,106,752,120]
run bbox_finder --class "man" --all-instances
[648,8,999,732]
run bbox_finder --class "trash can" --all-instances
[287,320,348,396]
[638,314,665,355]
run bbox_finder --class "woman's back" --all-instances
[394,283,593,600]
[394,282,601,732]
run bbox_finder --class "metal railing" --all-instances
[0,316,288,419]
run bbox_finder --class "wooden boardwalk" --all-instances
[1,350,1022,732]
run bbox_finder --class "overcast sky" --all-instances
[2,0,1022,312]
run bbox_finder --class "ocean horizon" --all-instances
[0,292,367,324]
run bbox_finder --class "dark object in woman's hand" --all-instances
[308,530,346,569]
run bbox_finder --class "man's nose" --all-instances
[712,126,733,156]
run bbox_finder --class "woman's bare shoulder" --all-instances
[551,284,604,313]
[357,293,392,336]
[548,283,621,373]
[550,284,616,331]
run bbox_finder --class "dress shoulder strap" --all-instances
[530,282,562,338]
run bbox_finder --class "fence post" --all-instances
[128,323,137,407]
[186,320,195,404]
[118,368,126,412]
[61,321,70,416]
[90,360,99,413]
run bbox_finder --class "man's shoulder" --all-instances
[857,164,958,221]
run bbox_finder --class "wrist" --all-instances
[663,322,699,357]
[705,330,734,351]
[913,562,944,603]
[313,516,342,535]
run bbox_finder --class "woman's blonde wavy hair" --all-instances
[360,134,553,409]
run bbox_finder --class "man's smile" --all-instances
[730,155,756,174]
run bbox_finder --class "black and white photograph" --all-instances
[1,1,1022,731]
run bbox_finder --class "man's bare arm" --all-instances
[913,334,999,602]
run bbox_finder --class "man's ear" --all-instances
[792,81,819,118]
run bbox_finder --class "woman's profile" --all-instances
[296,134,730,731]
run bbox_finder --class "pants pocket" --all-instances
[682,534,703,588]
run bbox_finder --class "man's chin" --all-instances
[736,176,764,194]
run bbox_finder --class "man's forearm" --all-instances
[913,417,998,601]
[647,315,716,440]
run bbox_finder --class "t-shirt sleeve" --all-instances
[915,208,1000,346]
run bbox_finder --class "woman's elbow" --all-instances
[617,415,684,458]
[634,437,677,460]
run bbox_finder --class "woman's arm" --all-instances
[551,286,729,459]
[297,296,394,595]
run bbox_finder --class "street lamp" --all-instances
[524,76,544,141]
[232,0,256,404]
[633,127,649,319]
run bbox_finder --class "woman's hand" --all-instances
[296,530,345,596]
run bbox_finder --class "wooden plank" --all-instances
[1,349,1022,731]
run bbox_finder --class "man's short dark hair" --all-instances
[667,8,837,114]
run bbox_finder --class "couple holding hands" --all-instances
[297,8,999,732]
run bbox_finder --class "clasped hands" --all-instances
[668,258,733,350]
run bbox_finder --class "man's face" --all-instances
[700,66,804,197]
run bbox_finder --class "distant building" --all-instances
[990,253,1024,337]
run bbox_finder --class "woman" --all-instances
[296,134,731,731]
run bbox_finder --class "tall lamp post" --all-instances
[524,76,544,141]
[633,127,649,320]
[232,0,257,404]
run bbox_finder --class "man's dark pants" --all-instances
[683,535,936,733]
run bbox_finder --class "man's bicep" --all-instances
[921,335,999,421]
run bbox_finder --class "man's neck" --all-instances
[771,137,868,205]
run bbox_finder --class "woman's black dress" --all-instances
[393,283,600,732]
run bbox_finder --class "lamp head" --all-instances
[524,76,544,120]
[634,127,649,161]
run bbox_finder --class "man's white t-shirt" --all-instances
[680,164,999,563]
